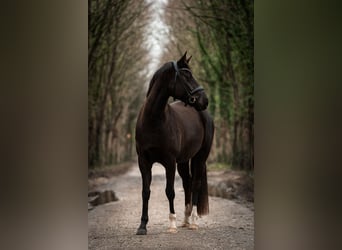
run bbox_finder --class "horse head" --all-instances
[170,52,209,111]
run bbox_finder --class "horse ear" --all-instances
[186,55,192,64]
[178,51,187,63]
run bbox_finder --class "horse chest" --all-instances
[136,121,180,156]
[138,124,178,145]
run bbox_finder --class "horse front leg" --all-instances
[136,157,152,235]
[165,161,177,233]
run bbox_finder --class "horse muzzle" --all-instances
[193,95,208,111]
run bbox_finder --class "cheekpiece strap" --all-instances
[172,61,179,82]
[190,86,204,95]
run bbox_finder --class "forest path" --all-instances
[88,163,254,249]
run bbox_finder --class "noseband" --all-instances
[172,61,204,104]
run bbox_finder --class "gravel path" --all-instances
[88,163,254,249]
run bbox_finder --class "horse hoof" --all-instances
[136,228,147,235]
[189,224,199,230]
[181,222,190,228]
[167,227,178,233]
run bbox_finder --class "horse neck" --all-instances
[144,79,170,119]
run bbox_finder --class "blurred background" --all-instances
[88,0,254,172]
[3,0,342,249]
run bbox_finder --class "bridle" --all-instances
[172,61,204,104]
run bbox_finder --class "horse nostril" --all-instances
[189,96,196,104]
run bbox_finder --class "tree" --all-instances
[88,0,151,167]
[164,0,254,170]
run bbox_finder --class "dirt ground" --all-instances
[88,163,254,249]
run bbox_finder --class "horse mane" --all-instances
[146,71,158,97]
[146,63,170,97]
[146,60,191,98]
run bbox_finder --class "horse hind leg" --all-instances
[189,154,209,230]
[188,115,213,230]
[165,160,177,233]
[177,162,192,227]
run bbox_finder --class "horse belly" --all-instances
[169,104,206,162]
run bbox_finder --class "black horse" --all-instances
[135,52,214,235]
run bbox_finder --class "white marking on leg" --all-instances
[189,205,199,230]
[168,213,177,233]
[182,203,192,227]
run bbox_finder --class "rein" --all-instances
[172,61,204,104]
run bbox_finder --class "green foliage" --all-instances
[182,0,254,170]
[207,162,231,171]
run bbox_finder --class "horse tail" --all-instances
[197,167,209,216]
[196,110,214,216]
